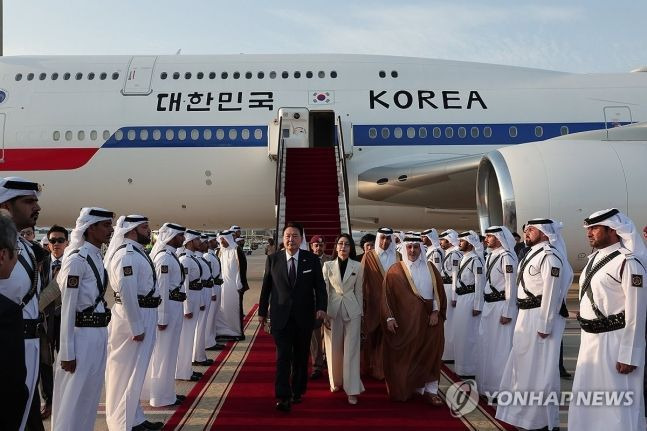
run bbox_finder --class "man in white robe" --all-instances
[476,226,518,396]
[453,231,485,377]
[422,228,444,273]
[215,230,248,340]
[192,235,214,366]
[439,229,462,362]
[496,218,573,431]
[204,234,225,351]
[568,209,647,430]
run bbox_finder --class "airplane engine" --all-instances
[476,124,647,270]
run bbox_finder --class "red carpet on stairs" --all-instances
[284,147,342,255]
[210,329,469,430]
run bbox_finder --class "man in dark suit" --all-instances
[259,222,327,412]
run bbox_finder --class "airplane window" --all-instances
[471,127,479,138]
[391,71,398,78]
[221,72,228,79]
[229,129,238,140]
[233,72,241,79]
[216,129,225,140]
[15,73,22,81]
[379,71,386,78]
[39,73,46,81]
[419,127,428,138]
[165,129,174,141]
[282,71,289,79]
[65,131,73,141]
[245,72,252,79]
[318,71,326,78]
[269,71,277,79]
[90,130,98,141]
[173,72,180,80]
[103,130,111,140]
[115,130,123,141]
[535,126,543,137]
[152,129,161,141]
[178,129,187,141]
[197,72,204,79]
[76,73,83,80]
[484,126,492,138]
[254,128,263,140]
[140,130,149,140]
[331,71,338,78]
[294,71,301,79]
[306,71,313,78]
[509,126,517,138]
[458,127,467,138]
[560,126,569,135]
[241,129,250,140]
[407,127,415,138]
[27,73,34,81]
[88,72,95,80]
[112,72,120,80]
[185,72,192,79]
[64,73,71,80]
[51,73,59,80]
[191,129,199,140]
[257,71,265,79]
[394,127,403,139]
[77,130,85,141]
[127,130,135,141]
[368,128,377,139]
[53,131,60,141]
[381,128,390,139]
[203,129,212,140]
[100,72,107,80]
[445,127,454,138]
[433,127,441,138]
[205,72,214,79]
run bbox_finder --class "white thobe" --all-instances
[0,237,40,431]
[568,243,647,430]
[204,250,222,348]
[452,250,484,375]
[475,247,517,395]
[146,246,185,407]
[52,242,108,431]
[193,255,212,361]
[176,250,202,379]
[215,247,243,337]
[105,239,158,430]
[441,247,462,361]
[496,242,569,430]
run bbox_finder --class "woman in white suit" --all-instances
[323,233,365,405]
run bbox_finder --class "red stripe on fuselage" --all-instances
[0,148,99,171]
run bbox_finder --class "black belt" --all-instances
[75,309,111,327]
[23,317,44,339]
[484,291,506,302]
[517,296,542,309]
[114,292,162,308]
[214,276,223,286]
[169,289,187,302]
[442,275,452,284]
[202,279,214,288]
[188,280,202,291]
[577,311,625,334]
[455,284,475,295]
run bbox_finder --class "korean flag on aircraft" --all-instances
[310,91,334,105]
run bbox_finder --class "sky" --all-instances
[6,0,647,73]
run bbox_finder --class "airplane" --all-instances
[1,53,646,269]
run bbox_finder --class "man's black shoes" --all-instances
[310,369,322,380]
[206,344,226,351]
[132,420,164,430]
[192,359,214,366]
[275,398,291,412]
[291,394,302,404]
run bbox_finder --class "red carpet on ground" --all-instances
[210,328,469,430]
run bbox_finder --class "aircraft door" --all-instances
[604,106,632,129]
[122,56,157,95]
[0,114,5,163]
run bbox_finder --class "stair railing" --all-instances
[274,116,285,245]
[336,116,353,235]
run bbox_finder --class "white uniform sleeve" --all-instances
[501,254,518,319]
[618,259,647,366]
[537,254,562,334]
[473,260,485,312]
[155,255,171,326]
[58,256,84,361]
[116,251,144,336]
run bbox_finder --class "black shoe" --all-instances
[189,371,203,381]
[291,394,302,404]
[142,420,164,430]
[560,369,573,380]
[176,394,186,401]
[275,398,291,412]
[310,369,322,380]
[192,359,214,366]
[132,425,147,431]
[235,335,245,341]
[206,344,226,351]
[172,398,183,406]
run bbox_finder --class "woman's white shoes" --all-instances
[347,395,358,405]
[330,386,341,392]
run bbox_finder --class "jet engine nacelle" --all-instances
[477,123,647,270]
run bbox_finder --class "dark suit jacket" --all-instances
[259,249,327,331]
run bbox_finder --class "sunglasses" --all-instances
[48,237,67,244]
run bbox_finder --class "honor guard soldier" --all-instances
[475,226,518,396]
[422,228,444,273]
[193,235,214,367]
[438,229,462,362]
[569,209,647,430]
[51,208,114,431]
[496,218,573,431]
[453,231,485,377]
[104,215,163,431]
[0,176,43,430]
[147,223,187,407]
[175,230,204,382]
[204,233,225,351]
